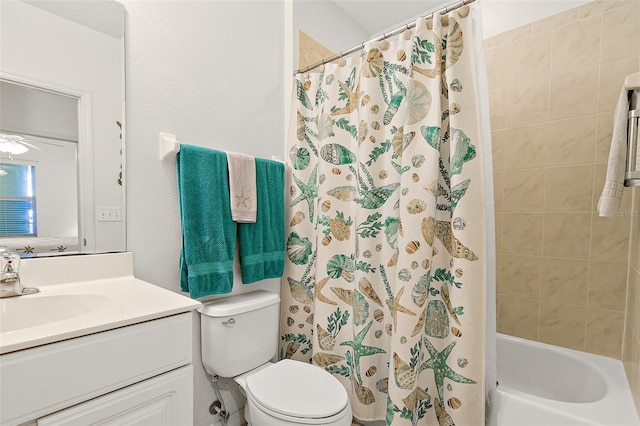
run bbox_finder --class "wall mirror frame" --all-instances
[0,0,126,257]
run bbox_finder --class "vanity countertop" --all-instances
[0,253,201,355]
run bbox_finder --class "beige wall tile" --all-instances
[532,8,578,34]
[595,112,614,162]
[625,268,640,341]
[539,301,587,350]
[500,254,541,298]
[545,164,594,211]
[485,24,532,49]
[507,77,550,127]
[484,36,501,51]
[542,213,591,259]
[489,87,508,130]
[485,45,509,90]
[551,15,601,75]
[502,213,543,255]
[494,170,504,213]
[495,212,503,254]
[540,257,589,305]
[531,9,578,34]
[498,294,539,340]
[591,213,631,262]
[508,32,551,86]
[505,124,547,170]
[503,169,546,212]
[601,3,640,62]
[577,0,632,19]
[496,253,503,295]
[623,323,640,363]
[631,188,640,270]
[622,329,640,411]
[627,267,640,319]
[549,66,599,120]
[588,260,629,311]
[492,129,506,172]
[543,212,592,258]
[547,116,596,166]
[298,30,335,70]
[598,56,640,113]
[629,313,640,348]
[487,0,639,361]
[586,308,625,358]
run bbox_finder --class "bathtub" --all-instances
[497,333,640,426]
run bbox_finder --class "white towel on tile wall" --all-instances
[226,151,257,223]
[597,88,630,217]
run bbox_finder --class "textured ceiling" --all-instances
[331,0,453,35]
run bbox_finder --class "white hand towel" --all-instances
[226,151,257,223]
[597,88,630,217]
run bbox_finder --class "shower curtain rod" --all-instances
[294,0,475,75]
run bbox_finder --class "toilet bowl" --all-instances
[236,360,352,426]
[198,291,352,426]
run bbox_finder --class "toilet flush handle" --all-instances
[222,318,236,327]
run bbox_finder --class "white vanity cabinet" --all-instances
[37,365,192,425]
[1,313,195,426]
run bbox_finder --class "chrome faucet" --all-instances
[0,248,39,298]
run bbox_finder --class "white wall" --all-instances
[122,1,284,424]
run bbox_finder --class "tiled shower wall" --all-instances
[485,0,638,358]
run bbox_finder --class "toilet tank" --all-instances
[198,290,280,377]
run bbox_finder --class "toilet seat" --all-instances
[245,359,349,422]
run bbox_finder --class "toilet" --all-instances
[198,290,352,426]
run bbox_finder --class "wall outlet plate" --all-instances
[97,207,122,222]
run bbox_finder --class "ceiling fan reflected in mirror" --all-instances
[0,134,64,156]
[0,134,37,155]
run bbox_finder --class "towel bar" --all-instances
[158,132,284,163]
[623,72,639,186]
[626,106,640,186]
[159,132,180,161]
[624,81,639,187]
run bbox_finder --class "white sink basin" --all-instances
[0,253,201,355]
[0,294,112,333]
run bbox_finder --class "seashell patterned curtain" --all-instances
[281,5,489,425]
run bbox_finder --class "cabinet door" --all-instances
[37,366,193,426]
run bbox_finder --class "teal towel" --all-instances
[177,144,236,298]
[238,158,285,284]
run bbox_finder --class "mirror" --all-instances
[0,0,125,257]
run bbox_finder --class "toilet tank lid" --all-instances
[198,291,280,317]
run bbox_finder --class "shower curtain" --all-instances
[281,5,489,425]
